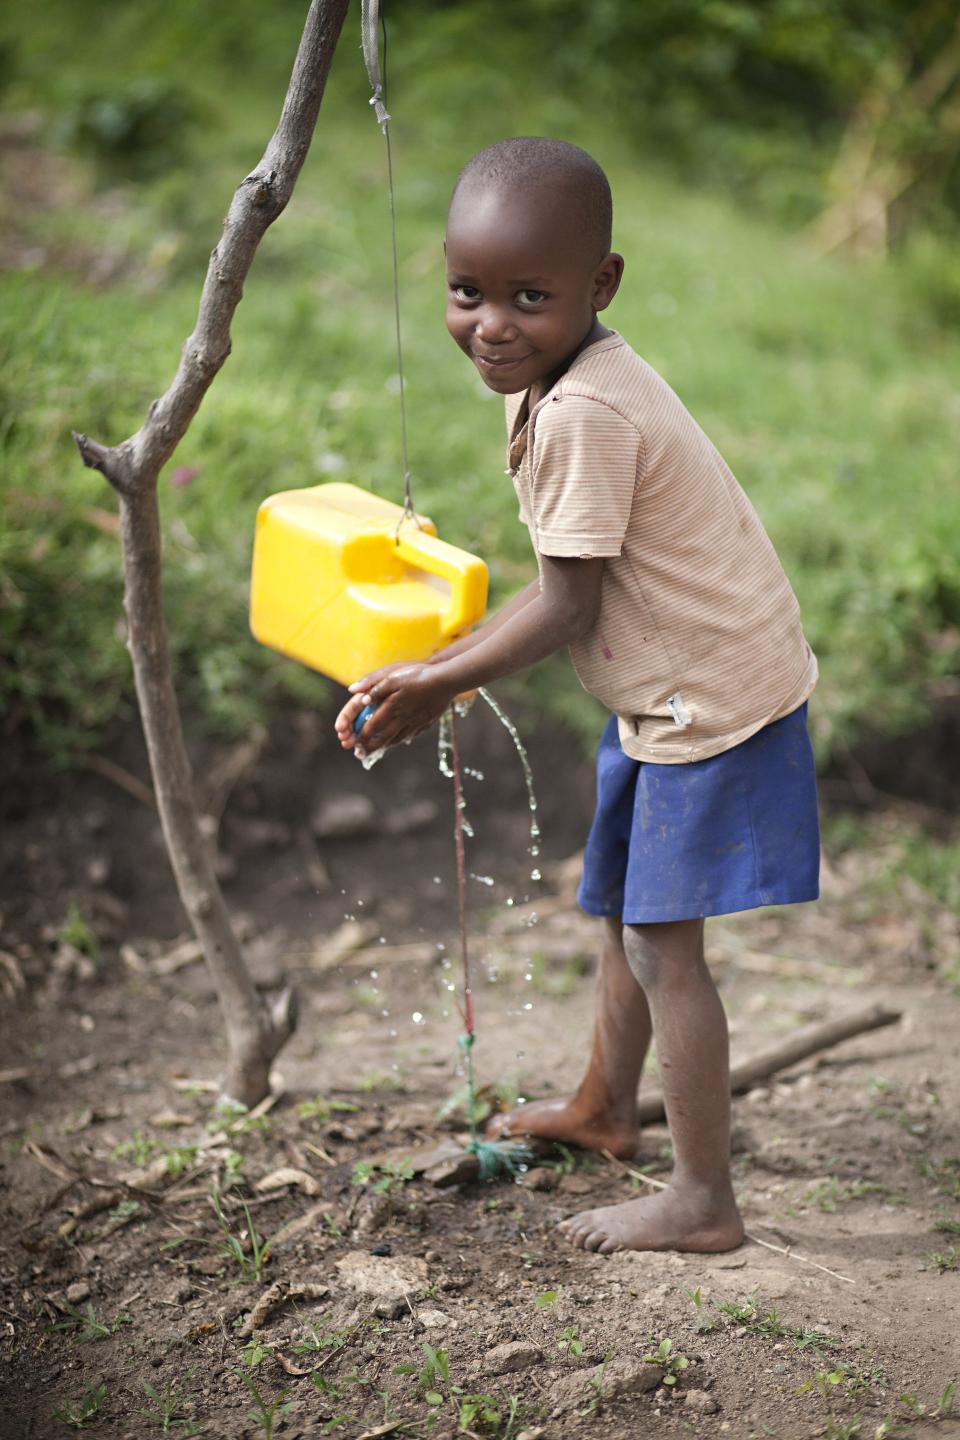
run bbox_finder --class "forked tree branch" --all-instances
[73,0,351,1105]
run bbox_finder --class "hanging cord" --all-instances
[361,0,418,530]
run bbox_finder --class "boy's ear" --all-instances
[592,252,624,312]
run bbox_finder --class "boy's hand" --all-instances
[335,662,456,753]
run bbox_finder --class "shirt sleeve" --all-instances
[528,395,642,557]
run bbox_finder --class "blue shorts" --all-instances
[577,704,820,925]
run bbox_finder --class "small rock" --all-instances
[354,1192,394,1236]
[419,1308,456,1329]
[684,1389,719,1414]
[312,793,378,840]
[86,856,111,887]
[335,1251,428,1301]
[383,800,439,836]
[484,1341,542,1375]
[521,1167,560,1192]
[557,1173,596,1196]
[373,1295,407,1320]
[65,1281,91,1305]
[550,1358,663,1410]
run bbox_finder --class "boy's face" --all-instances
[445,182,622,396]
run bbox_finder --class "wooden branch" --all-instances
[637,1002,901,1124]
[72,0,350,1106]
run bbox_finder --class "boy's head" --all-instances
[445,137,623,395]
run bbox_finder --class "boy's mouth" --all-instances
[472,351,533,374]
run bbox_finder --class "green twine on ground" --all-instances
[458,1032,532,1182]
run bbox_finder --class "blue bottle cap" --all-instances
[354,703,376,735]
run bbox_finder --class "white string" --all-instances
[360,0,417,527]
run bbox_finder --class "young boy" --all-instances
[335,137,819,1255]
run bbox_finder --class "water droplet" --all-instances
[505,897,515,908]
[530,868,542,882]
[432,876,442,885]
[522,1001,533,1011]
[381,1009,390,1017]
[369,969,379,980]
[378,936,386,945]
[470,873,495,887]
[389,1027,398,1038]
[411,1011,425,1025]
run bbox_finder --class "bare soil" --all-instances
[1,699,959,1440]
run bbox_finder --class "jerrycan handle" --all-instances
[393,528,487,640]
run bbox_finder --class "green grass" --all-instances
[2,2,959,761]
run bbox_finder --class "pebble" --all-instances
[550,1357,664,1409]
[684,1389,720,1414]
[335,1250,428,1301]
[521,1166,560,1191]
[65,1281,91,1305]
[311,793,378,840]
[484,1340,542,1375]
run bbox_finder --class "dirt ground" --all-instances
[1,698,959,1440]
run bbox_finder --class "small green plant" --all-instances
[51,1302,132,1343]
[579,1352,612,1417]
[557,1325,585,1358]
[56,903,100,964]
[798,1366,850,1399]
[243,1339,272,1369]
[238,1370,290,1440]
[142,1379,198,1435]
[207,1184,273,1282]
[51,1382,108,1429]
[934,1218,960,1235]
[209,1098,273,1138]
[454,1391,527,1436]
[535,1289,559,1308]
[823,1420,861,1440]
[801,1178,892,1212]
[295,1096,359,1124]
[642,1337,690,1387]
[291,1321,355,1357]
[357,1070,406,1092]
[918,1156,960,1201]
[897,1381,956,1419]
[351,1158,414,1194]
[927,1245,960,1272]
[113,1130,199,1177]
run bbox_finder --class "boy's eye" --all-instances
[451,284,480,301]
[516,289,546,306]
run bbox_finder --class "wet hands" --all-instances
[334,661,456,754]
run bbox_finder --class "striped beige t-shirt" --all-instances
[504,332,817,763]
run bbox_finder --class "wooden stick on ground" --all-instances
[637,1002,901,1124]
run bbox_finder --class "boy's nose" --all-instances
[475,305,518,343]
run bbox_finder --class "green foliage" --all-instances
[237,1369,290,1440]
[50,1382,109,1429]
[1,0,959,770]
[55,902,100,963]
[142,1379,199,1436]
[642,1337,690,1386]
[51,1302,131,1343]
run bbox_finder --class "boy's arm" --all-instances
[335,556,603,752]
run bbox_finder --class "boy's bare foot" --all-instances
[558,1183,744,1255]
[486,1096,640,1160]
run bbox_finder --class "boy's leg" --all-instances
[486,916,652,1159]
[560,918,744,1253]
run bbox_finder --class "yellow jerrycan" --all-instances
[250,482,488,686]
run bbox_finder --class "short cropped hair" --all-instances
[452,137,613,259]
